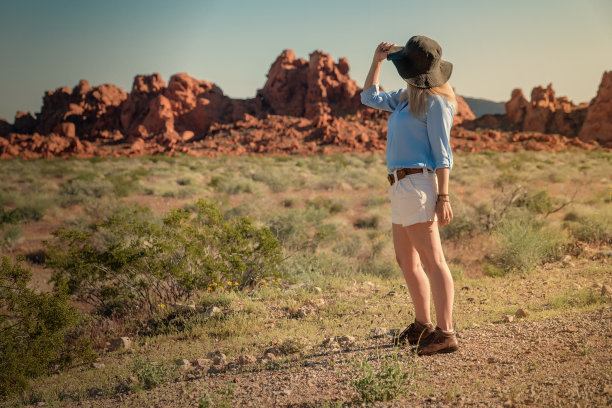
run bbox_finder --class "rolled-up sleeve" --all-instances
[426,96,454,172]
[360,84,403,112]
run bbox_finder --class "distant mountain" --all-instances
[463,97,506,118]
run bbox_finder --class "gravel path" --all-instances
[69,306,612,408]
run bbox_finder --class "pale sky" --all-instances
[1,0,611,121]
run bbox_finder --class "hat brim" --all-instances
[386,48,453,88]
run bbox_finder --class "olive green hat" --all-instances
[386,35,453,88]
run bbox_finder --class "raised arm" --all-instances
[360,42,404,112]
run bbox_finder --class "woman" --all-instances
[360,35,458,355]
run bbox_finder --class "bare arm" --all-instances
[364,42,395,89]
[435,167,453,226]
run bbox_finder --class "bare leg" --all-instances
[403,220,454,331]
[392,222,431,325]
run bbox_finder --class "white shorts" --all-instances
[387,169,438,227]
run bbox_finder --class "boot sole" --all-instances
[417,346,459,356]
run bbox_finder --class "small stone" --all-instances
[566,326,578,333]
[109,337,132,351]
[363,281,375,288]
[515,309,528,318]
[175,359,192,369]
[502,315,514,323]
[601,285,611,296]
[204,306,222,316]
[128,375,139,385]
[337,335,356,347]
[562,255,572,263]
[321,337,340,348]
[281,389,292,396]
[503,399,513,407]
[297,306,313,317]
[91,362,105,369]
[238,354,257,365]
[206,350,227,365]
[264,347,280,357]
[194,358,212,367]
[313,287,322,294]
[264,352,276,361]
[370,327,387,338]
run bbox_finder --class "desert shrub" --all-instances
[439,215,477,241]
[267,206,329,249]
[1,224,23,250]
[45,199,283,318]
[351,353,417,403]
[0,204,45,224]
[58,174,115,205]
[131,358,178,391]
[564,212,612,244]
[353,215,380,229]
[490,216,567,274]
[306,197,345,214]
[518,189,554,215]
[0,256,90,397]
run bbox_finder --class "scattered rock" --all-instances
[206,350,227,365]
[175,359,192,369]
[313,286,322,294]
[204,306,222,316]
[502,315,515,323]
[109,337,132,351]
[238,354,257,365]
[515,309,529,318]
[194,358,212,368]
[321,337,340,349]
[336,335,356,348]
[370,327,387,338]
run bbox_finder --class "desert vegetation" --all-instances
[0,149,610,406]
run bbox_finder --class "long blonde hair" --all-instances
[399,81,458,117]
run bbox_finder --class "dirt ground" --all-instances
[59,306,612,408]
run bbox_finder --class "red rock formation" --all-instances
[37,80,127,137]
[454,95,475,126]
[579,71,612,145]
[504,84,588,137]
[0,49,607,160]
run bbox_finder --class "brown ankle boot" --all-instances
[416,327,459,356]
[393,319,435,346]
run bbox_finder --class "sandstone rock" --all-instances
[109,337,132,351]
[13,111,36,134]
[204,306,222,316]
[194,358,212,367]
[370,327,387,338]
[454,95,476,126]
[237,354,257,365]
[0,119,11,137]
[336,335,356,347]
[175,358,192,369]
[206,350,227,365]
[579,71,612,145]
[515,309,528,318]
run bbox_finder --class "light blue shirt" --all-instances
[360,84,454,174]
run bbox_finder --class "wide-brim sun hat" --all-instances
[386,35,453,89]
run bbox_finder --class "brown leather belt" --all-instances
[387,168,433,185]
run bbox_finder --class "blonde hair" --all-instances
[399,81,458,117]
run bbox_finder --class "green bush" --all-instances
[0,256,89,397]
[46,199,283,318]
[564,212,612,244]
[490,217,566,274]
[131,358,178,391]
[351,353,417,403]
